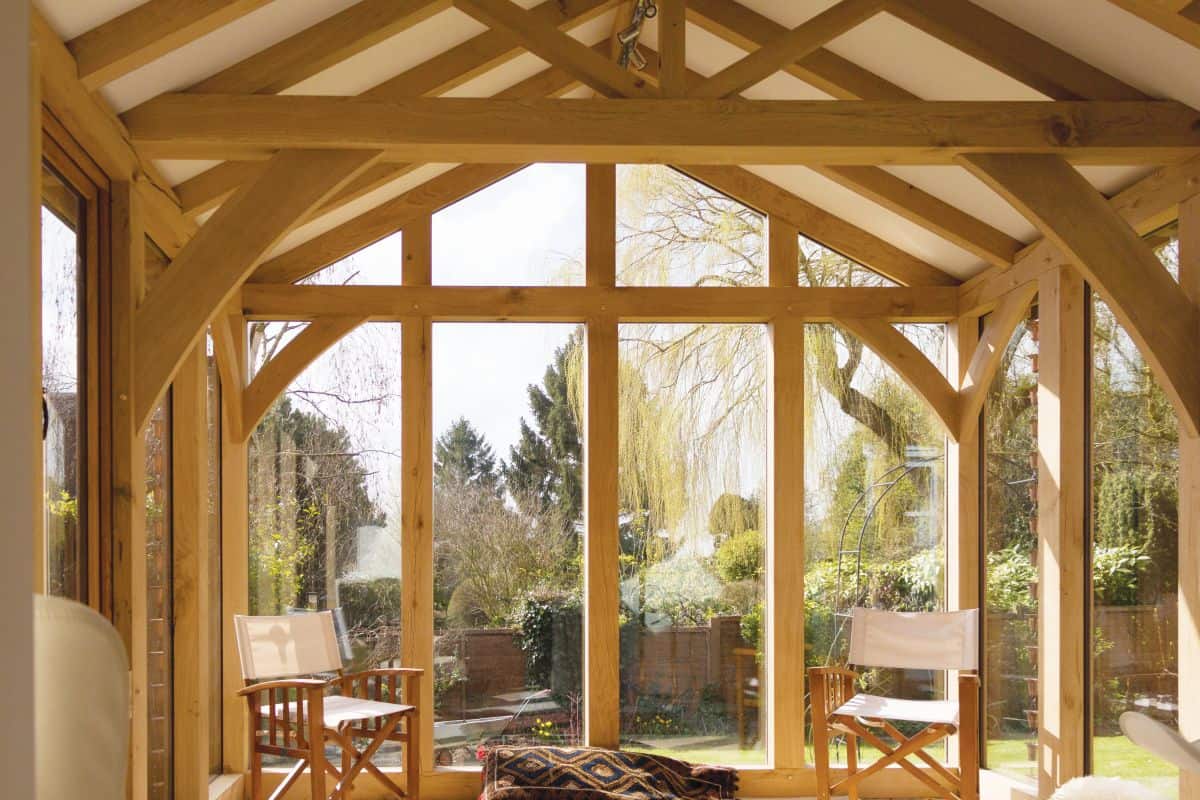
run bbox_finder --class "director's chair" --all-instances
[235,612,422,800]
[809,607,980,800]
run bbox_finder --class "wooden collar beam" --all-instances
[238,284,960,322]
[122,97,1200,164]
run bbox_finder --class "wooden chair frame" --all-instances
[809,666,980,800]
[240,666,422,800]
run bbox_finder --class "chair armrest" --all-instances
[808,666,859,721]
[342,668,422,704]
[237,678,330,697]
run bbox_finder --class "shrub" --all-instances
[338,577,401,634]
[713,529,764,583]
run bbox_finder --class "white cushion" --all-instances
[833,693,960,726]
[35,595,129,800]
[1051,776,1166,800]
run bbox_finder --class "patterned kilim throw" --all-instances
[480,746,738,800]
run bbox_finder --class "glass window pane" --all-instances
[983,309,1039,784]
[803,324,947,761]
[1090,230,1179,796]
[432,323,584,765]
[300,231,403,285]
[247,323,403,765]
[146,396,173,800]
[434,165,585,286]
[41,163,86,601]
[618,322,768,765]
[796,235,897,287]
[618,166,765,287]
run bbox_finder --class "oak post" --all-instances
[220,311,250,776]
[172,343,211,798]
[1036,266,1087,797]
[111,180,148,800]
[584,164,620,748]
[1178,194,1200,800]
[946,313,981,768]
[400,215,435,775]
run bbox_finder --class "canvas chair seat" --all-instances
[262,694,416,729]
[833,693,960,726]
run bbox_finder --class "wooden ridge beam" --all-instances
[452,0,656,98]
[124,96,1200,164]
[249,163,522,284]
[886,0,1149,100]
[691,0,885,99]
[188,0,451,95]
[685,0,917,100]
[66,0,273,89]
[838,317,961,439]
[681,165,960,286]
[813,166,1023,268]
[240,315,368,440]
[958,154,1200,315]
[955,281,1039,441]
[132,149,383,428]
[170,0,615,217]
[961,152,1200,436]
[1104,0,1200,49]
[239,284,961,322]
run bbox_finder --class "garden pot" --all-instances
[1025,708,1038,728]
[1025,677,1038,698]
[1026,740,1037,761]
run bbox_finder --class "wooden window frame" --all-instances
[38,109,110,613]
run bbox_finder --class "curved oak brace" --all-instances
[209,303,247,441]
[956,282,1039,442]
[240,315,368,442]
[961,153,1200,437]
[132,148,383,430]
[838,317,961,440]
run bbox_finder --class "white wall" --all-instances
[0,4,36,799]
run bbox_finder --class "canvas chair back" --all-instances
[848,607,979,672]
[234,612,343,681]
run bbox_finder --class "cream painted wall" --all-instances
[0,3,36,799]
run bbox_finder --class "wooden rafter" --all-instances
[684,0,1018,268]
[837,317,961,439]
[961,153,1200,437]
[240,284,960,322]
[170,0,617,217]
[123,96,1200,164]
[240,316,368,440]
[132,149,383,428]
[959,155,1200,316]
[249,163,522,284]
[682,165,958,287]
[812,166,1023,268]
[1104,0,1200,49]
[955,281,1039,441]
[66,0,273,89]
[885,0,1149,100]
[685,0,916,100]
[690,0,885,99]
[452,0,656,97]
[188,0,451,95]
